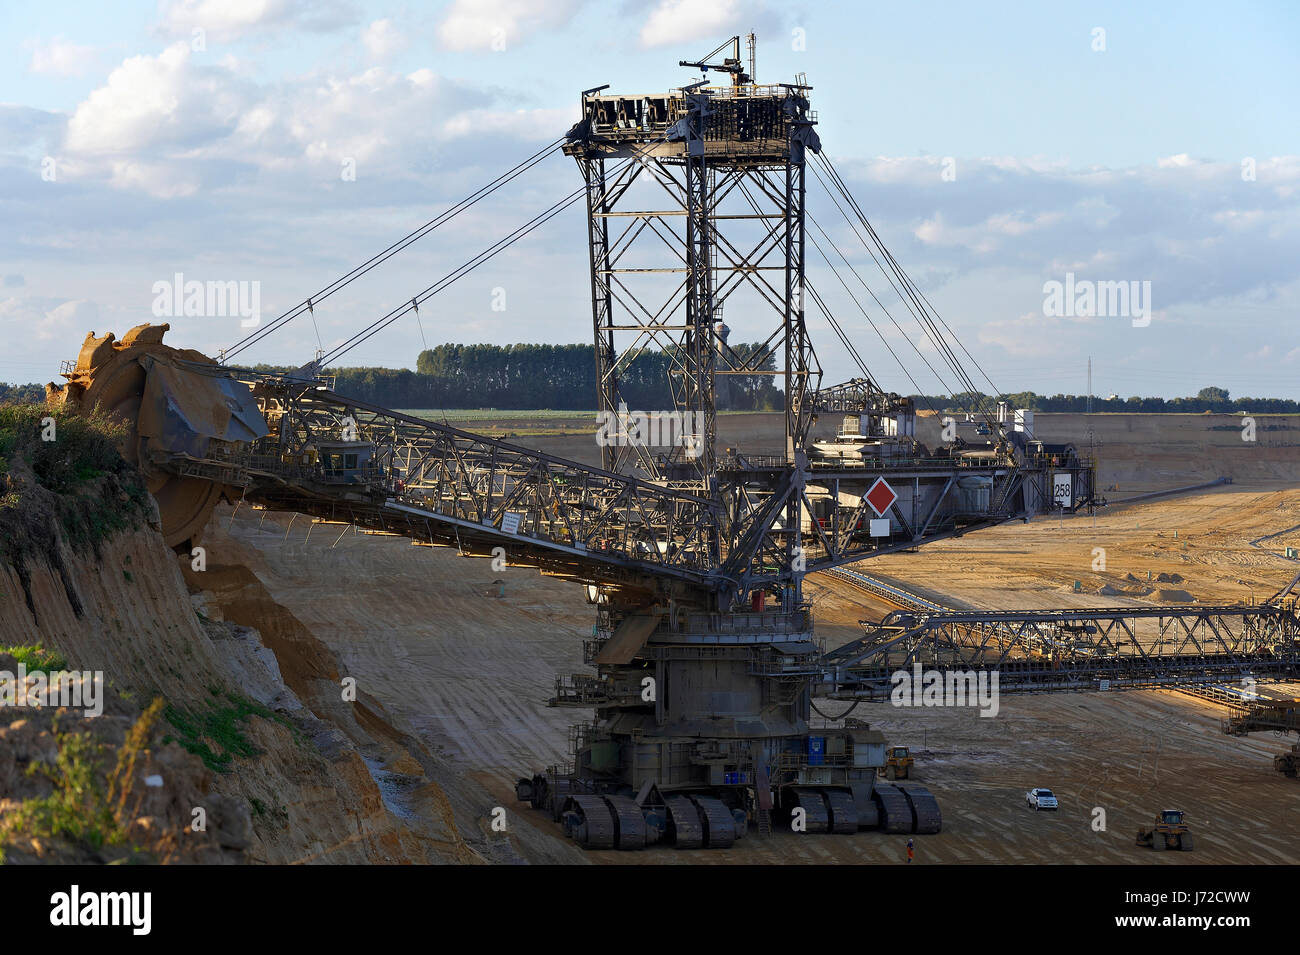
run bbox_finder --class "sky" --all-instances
[2,0,1298,401]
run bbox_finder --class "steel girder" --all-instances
[155,368,1070,607]
[823,603,1300,696]
[569,87,819,490]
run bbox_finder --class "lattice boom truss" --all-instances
[566,82,821,482]
[169,369,1084,607]
[823,604,1300,696]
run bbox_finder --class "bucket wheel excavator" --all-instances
[47,324,260,550]
[49,38,1102,853]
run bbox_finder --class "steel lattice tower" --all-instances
[565,66,823,489]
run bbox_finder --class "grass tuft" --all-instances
[0,644,69,675]
[163,693,292,773]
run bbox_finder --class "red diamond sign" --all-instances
[865,477,897,517]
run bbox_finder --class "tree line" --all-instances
[248,342,784,410]
[4,362,1297,415]
[915,387,1299,415]
[0,383,44,404]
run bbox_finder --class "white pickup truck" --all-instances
[1026,787,1059,811]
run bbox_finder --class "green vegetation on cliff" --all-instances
[0,404,152,562]
[163,692,296,773]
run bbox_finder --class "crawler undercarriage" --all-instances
[516,600,941,850]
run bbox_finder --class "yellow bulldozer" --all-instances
[881,746,913,780]
[1135,809,1194,851]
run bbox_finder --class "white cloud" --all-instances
[285,67,473,168]
[65,44,247,156]
[1071,196,1120,229]
[52,42,507,197]
[3,23,1296,393]
[639,0,773,49]
[362,18,407,59]
[436,0,582,52]
[832,153,1300,308]
[28,37,96,77]
[976,309,1103,359]
[158,0,356,42]
[440,107,571,141]
[913,210,1062,254]
[106,159,203,199]
[805,150,1300,393]
[0,296,101,344]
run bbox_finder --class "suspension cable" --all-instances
[807,210,952,408]
[316,136,670,369]
[810,157,978,406]
[821,153,1001,399]
[805,225,941,416]
[221,136,565,363]
[733,171,937,415]
[811,153,1005,422]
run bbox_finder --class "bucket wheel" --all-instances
[54,324,226,550]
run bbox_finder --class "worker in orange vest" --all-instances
[906,838,914,863]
